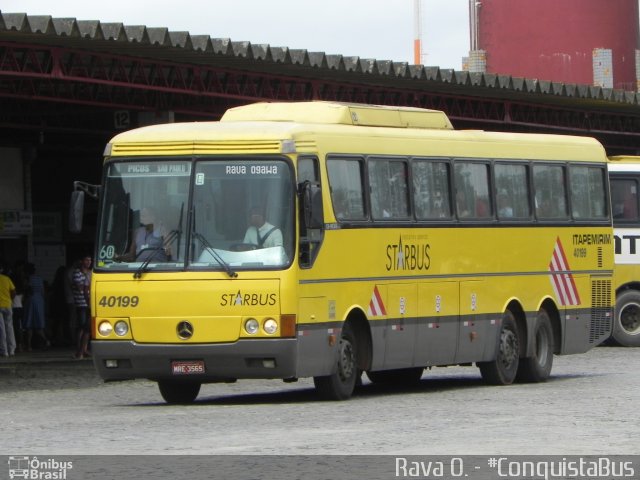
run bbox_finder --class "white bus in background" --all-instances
[609,156,640,346]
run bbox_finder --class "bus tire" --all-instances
[313,322,358,400]
[611,290,640,347]
[158,380,201,404]
[366,368,424,385]
[478,311,519,385]
[516,309,554,382]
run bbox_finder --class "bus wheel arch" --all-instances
[313,320,359,400]
[539,298,562,355]
[312,309,371,400]
[344,308,373,372]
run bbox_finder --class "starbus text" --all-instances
[220,292,277,306]
[386,236,431,271]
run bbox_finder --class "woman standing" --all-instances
[23,263,49,351]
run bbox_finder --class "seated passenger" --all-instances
[497,192,514,218]
[623,194,638,219]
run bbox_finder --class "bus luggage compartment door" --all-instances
[383,284,418,369]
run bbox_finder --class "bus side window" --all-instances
[454,161,491,219]
[611,178,639,221]
[327,157,366,221]
[569,165,607,220]
[412,159,451,219]
[495,163,530,219]
[534,164,568,220]
[368,158,410,220]
[297,156,323,267]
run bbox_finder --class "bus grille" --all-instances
[590,279,612,344]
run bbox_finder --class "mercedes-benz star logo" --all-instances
[176,321,194,340]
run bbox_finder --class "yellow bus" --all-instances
[608,155,640,346]
[76,102,613,403]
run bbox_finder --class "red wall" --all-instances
[479,0,640,89]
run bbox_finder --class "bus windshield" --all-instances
[96,157,294,272]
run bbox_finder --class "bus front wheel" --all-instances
[516,309,554,382]
[612,290,640,347]
[478,311,520,385]
[313,323,358,400]
[158,380,201,404]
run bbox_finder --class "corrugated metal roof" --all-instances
[1,11,640,108]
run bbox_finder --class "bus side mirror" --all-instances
[302,182,323,229]
[69,181,100,233]
[69,190,85,233]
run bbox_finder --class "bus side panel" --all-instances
[455,280,493,363]
[383,284,418,368]
[415,281,458,366]
[560,275,594,354]
[295,296,337,377]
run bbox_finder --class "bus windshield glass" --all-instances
[96,157,294,272]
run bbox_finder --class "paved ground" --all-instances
[1,345,638,457]
[0,347,98,392]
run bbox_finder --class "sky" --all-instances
[1,0,470,69]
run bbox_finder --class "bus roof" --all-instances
[106,102,606,161]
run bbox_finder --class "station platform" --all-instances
[0,347,93,368]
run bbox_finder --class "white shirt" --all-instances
[243,222,283,248]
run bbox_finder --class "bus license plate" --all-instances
[171,360,205,375]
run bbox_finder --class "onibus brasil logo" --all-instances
[8,456,73,479]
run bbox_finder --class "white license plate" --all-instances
[171,360,205,375]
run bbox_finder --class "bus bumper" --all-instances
[91,339,298,382]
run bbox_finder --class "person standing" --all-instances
[11,261,27,353]
[23,263,49,351]
[50,265,72,346]
[73,255,92,359]
[0,261,17,357]
[64,260,79,346]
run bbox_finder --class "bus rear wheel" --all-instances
[516,309,554,382]
[314,323,358,400]
[611,290,640,347]
[158,380,201,404]
[478,311,519,385]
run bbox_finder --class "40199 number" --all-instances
[99,295,140,307]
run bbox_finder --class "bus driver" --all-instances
[120,207,170,261]
[242,207,283,249]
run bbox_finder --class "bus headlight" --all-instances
[114,321,129,336]
[244,318,259,335]
[98,321,113,336]
[263,318,278,335]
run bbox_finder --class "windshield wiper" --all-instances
[133,247,165,279]
[192,230,237,278]
[132,228,180,279]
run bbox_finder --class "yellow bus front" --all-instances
[90,136,303,383]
